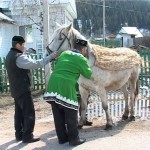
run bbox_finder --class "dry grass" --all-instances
[0,93,14,107]
[0,89,45,107]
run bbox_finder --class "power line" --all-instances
[76,1,150,15]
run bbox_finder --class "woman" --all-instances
[44,39,92,146]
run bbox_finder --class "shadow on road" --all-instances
[0,119,132,150]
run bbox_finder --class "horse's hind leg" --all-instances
[129,75,139,121]
[78,86,89,129]
[121,84,129,120]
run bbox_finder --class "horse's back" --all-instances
[91,64,140,91]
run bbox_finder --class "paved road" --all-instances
[0,117,150,150]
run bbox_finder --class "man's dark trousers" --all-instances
[14,91,35,140]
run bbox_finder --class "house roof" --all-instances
[0,12,14,22]
[119,27,143,37]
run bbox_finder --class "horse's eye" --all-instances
[59,35,63,40]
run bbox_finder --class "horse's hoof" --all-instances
[129,116,135,121]
[122,115,128,120]
[105,124,113,130]
[78,125,83,129]
[84,120,93,126]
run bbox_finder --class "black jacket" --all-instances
[5,48,31,98]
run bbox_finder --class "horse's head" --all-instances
[46,23,91,57]
[46,23,72,54]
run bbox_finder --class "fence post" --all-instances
[0,58,2,92]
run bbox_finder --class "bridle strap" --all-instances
[46,33,71,54]
[57,33,71,51]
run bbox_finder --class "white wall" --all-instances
[26,24,43,53]
[49,0,77,35]
[49,0,77,17]
[122,34,133,47]
[9,0,77,53]
[0,23,19,57]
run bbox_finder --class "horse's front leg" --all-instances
[99,88,113,130]
[78,85,90,129]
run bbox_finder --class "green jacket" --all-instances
[44,50,92,110]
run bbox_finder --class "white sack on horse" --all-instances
[92,44,142,71]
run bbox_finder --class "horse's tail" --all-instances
[135,79,140,98]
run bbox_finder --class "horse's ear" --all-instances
[66,23,72,32]
[55,22,61,28]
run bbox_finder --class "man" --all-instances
[44,39,92,146]
[5,36,58,143]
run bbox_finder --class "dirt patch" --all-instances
[0,94,150,150]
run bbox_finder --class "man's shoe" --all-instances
[23,137,40,143]
[16,137,22,142]
[69,138,86,146]
[59,139,68,144]
[15,133,23,141]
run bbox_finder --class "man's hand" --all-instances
[50,52,59,60]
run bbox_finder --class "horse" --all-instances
[46,23,141,130]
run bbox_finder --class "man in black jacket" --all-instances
[5,36,57,143]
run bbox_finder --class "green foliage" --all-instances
[74,0,150,36]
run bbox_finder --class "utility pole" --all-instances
[43,0,49,49]
[103,0,106,46]
[43,0,50,86]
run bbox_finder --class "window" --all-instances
[26,26,33,43]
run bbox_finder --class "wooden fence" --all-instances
[0,57,9,92]
[0,49,150,93]
[134,36,150,48]
[138,49,150,86]
[91,40,121,48]
[87,90,150,121]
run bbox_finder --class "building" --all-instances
[0,12,18,57]
[8,0,77,53]
[118,27,143,47]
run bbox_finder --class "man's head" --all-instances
[74,39,88,56]
[12,36,26,52]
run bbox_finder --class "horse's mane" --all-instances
[69,27,88,46]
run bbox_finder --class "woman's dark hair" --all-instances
[74,39,87,51]
[74,44,85,51]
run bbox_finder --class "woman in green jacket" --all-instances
[44,39,92,146]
